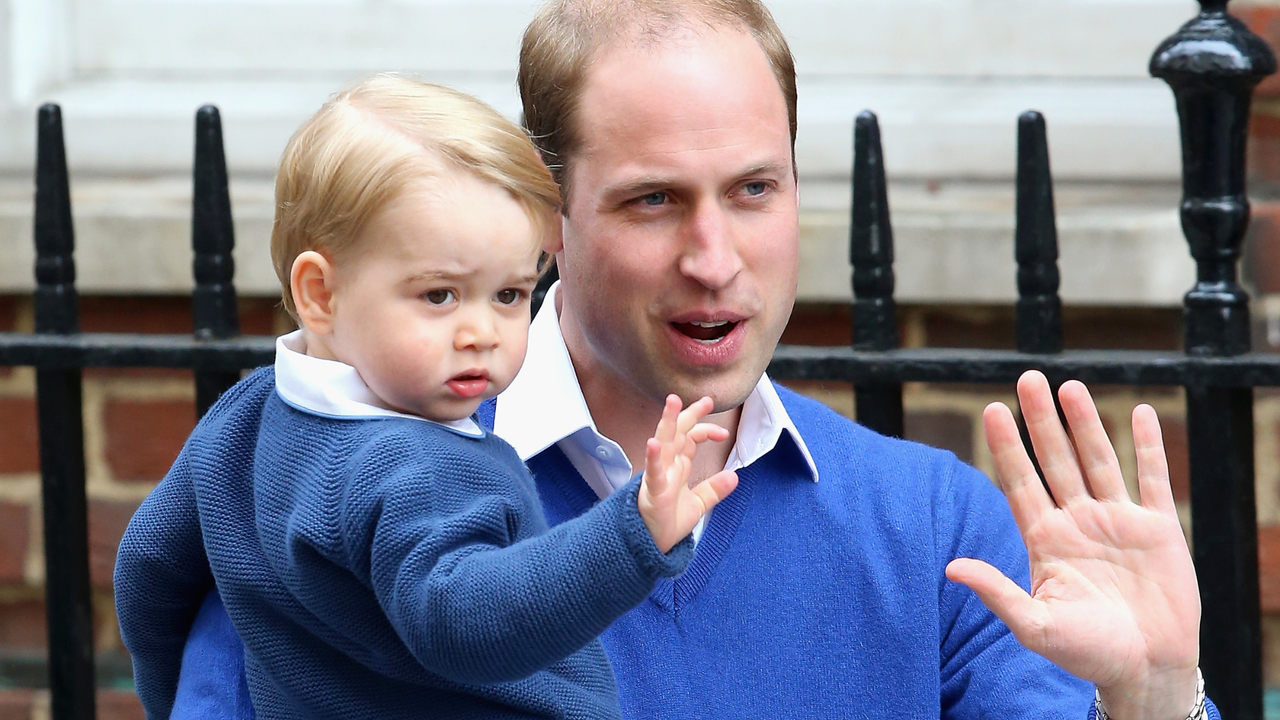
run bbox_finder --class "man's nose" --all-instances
[454,307,501,351]
[678,201,743,290]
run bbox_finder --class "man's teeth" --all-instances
[678,319,735,344]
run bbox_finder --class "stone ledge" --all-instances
[0,74,1181,181]
[0,176,1197,306]
[802,179,1193,305]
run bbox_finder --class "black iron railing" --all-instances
[0,2,1275,719]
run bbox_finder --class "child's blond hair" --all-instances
[271,74,562,322]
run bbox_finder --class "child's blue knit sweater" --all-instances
[114,367,692,720]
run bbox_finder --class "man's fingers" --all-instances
[1058,380,1128,502]
[945,558,1050,653]
[1132,404,1177,517]
[1017,370,1087,505]
[983,401,1054,533]
[689,469,738,515]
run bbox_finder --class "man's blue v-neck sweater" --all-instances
[114,367,693,720]
[485,387,1101,719]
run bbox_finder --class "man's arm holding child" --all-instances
[114,444,215,720]
[364,395,736,685]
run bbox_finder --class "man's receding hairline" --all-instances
[568,0,763,63]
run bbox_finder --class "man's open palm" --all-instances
[946,371,1200,720]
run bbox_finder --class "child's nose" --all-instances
[455,309,500,351]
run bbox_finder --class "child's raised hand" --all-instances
[637,395,739,553]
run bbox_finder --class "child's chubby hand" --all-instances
[637,395,739,553]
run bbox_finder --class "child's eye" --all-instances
[423,289,456,306]
[495,289,525,306]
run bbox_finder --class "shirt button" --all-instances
[595,446,610,460]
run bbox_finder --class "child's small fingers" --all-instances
[686,422,730,445]
[657,395,683,467]
[655,395,680,444]
[681,423,728,465]
[668,455,691,487]
[643,437,666,495]
[691,470,738,514]
[675,396,715,437]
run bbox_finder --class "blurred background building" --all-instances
[3,0,1280,717]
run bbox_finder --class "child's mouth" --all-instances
[447,372,490,398]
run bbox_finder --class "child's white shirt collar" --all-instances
[273,330,483,437]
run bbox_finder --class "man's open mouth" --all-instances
[672,320,739,345]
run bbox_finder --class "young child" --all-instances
[114,75,738,720]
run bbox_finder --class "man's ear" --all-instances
[291,250,338,335]
[542,214,565,255]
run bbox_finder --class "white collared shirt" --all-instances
[273,330,483,436]
[494,283,819,540]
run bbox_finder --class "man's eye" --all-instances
[742,182,768,196]
[423,289,456,305]
[495,289,525,306]
[640,192,668,206]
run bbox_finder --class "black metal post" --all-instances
[192,106,241,418]
[33,104,95,720]
[851,111,904,437]
[1152,3,1276,717]
[1014,111,1063,355]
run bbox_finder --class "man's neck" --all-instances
[558,298,739,483]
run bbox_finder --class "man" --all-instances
[168,1,1206,718]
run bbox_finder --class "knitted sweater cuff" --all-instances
[613,476,694,580]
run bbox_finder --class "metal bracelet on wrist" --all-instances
[1094,668,1206,720]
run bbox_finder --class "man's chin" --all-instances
[656,367,762,415]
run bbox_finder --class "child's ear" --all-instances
[291,251,338,335]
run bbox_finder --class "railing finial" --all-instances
[1151,0,1275,357]
[850,110,904,438]
[34,104,78,334]
[851,111,896,352]
[192,104,239,342]
[192,105,242,417]
[1014,111,1063,355]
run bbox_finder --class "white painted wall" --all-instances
[0,0,1209,302]
[0,0,1197,179]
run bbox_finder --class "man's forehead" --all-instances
[575,26,789,144]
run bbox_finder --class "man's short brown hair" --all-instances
[518,0,797,203]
